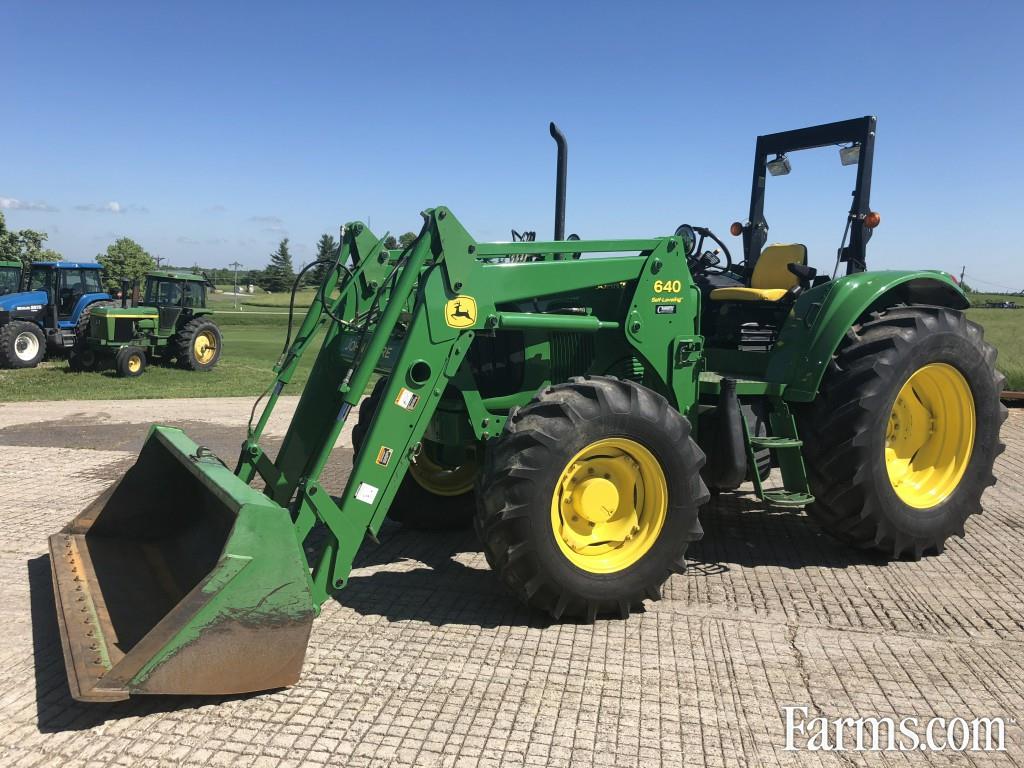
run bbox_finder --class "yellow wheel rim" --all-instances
[194,331,217,365]
[550,437,668,574]
[885,363,975,509]
[128,355,142,374]
[408,448,477,496]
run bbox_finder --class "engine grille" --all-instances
[113,318,136,342]
[550,332,595,383]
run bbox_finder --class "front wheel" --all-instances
[798,306,1006,558]
[115,346,147,378]
[476,376,707,622]
[0,321,46,369]
[351,378,478,529]
[68,347,99,372]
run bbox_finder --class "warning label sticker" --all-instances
[375,446,393,467]
[395,387,419,411]
[355,482,379,504]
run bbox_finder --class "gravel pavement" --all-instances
[0,397,1021,767]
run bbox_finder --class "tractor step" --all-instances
[749,436,802,449]
[762,490,815,508]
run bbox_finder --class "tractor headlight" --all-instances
[674,225,697,256]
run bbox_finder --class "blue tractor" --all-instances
[0,261,114,369]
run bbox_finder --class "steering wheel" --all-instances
[676,225,734,275]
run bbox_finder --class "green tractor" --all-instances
[70,270,222,377]
[50,117,1005,702]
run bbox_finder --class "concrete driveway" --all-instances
[0,398,1021,767]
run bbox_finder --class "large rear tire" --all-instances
[351,378,478,530]
[0,321,46,369]
[175,317,222,371]
[476,376,707,622]
[74,300,115,347]
[70,300,115,371]
[798,305,1006,558]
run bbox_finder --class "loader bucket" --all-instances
[48,426,315,702]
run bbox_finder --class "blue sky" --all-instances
[3,1,1022,290]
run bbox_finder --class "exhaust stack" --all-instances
[549,122,567,240]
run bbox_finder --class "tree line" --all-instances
[254,230,417,293]
[2,211,420,295]
[2,211,156,293]
[0,211,62,266]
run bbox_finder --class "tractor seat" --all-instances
[709,243,807,302]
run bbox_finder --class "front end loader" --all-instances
[50,118,1005,702]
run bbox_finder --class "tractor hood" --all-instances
[0,290,48,312]
[93,306,159,318]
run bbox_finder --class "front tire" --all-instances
[799,305,1006,558]
[115,346,147,378]
[476,376,707,621]
[68,347,99,372]
[0,321,46,369]
[351,378,478,530]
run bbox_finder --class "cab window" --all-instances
[59,269,89,315]
[144,278,183,306]
[28,267,51,294]
[82,270,103,294]
[182,282,205,308]
[0,267,20,294]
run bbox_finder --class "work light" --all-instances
[766,154,791,176]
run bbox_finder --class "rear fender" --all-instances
[69,293,113,324]
[768,270,967,401]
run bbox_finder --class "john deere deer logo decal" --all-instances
[444,295,477,329]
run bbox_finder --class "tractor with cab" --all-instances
[49,117,1005,702]
[70,270,222,377]
[0,261,113,369]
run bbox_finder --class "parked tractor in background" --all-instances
[70,270,222,377]
[0,260,22,296]
[0,261,112,369]
[50,117,1006,702]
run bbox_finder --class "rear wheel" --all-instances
[175,318,222,371]
[74,300,115,347]
[351,378,478,529]
[799,305,1006,558]
[115,346,147,378]
[0,321,46,369]
[476,376,707,621]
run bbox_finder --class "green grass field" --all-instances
[1,292,1020,401]
[209,289,318,310]
[965,293,1023,390]
[0,311,321,402]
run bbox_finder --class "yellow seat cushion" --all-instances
[709,243,807,302]
[709,287,790,302]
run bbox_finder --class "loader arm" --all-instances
[241,208,700,607]
[49,206,696,700]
